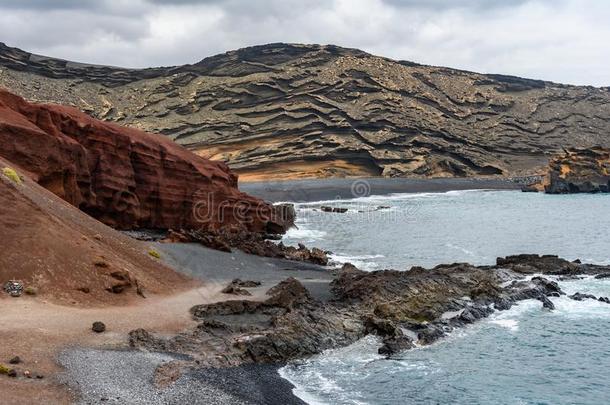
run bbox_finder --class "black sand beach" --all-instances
[240,177,522,203]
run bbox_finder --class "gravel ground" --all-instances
[59,349,242,404]
[59,348,304,404]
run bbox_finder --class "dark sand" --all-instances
[240,177,521,202]
[60,242,332,404]
[156,242,334,301]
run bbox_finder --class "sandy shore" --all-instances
[240,177,522,202]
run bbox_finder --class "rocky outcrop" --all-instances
[162,229,329,265]
[2,42,610,180]
[129,254,610,367]
[0,89,291,232]
[544,147,610,194]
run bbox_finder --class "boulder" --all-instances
[92,322,106,333]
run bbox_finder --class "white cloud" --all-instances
[0,0,608,86]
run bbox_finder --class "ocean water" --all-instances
[279,190,610,405]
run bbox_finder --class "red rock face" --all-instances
[0,88,285,232]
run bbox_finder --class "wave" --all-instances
[291,188,493,207]
[329,253,385,271]
[284,227,327,241]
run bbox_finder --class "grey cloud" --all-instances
[0,0,608,86]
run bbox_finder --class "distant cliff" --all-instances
[544,147,610,193]
[2,42,610,180]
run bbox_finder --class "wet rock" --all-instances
[92,322,106,333]
[598,297,610,304]
[493,297,513,311]
[540,296,555,310]
[417,326,445,345]
[320,206,348,213]
[379,335,414,356]
[458,306,494,324]
[568,292,597,301]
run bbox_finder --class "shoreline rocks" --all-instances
[128,254,610,374]
[161,229,329,265]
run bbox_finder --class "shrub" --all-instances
[1,167,22,184]
[24,286,37,296]
[0,364,10,375]
[148,249,161,259]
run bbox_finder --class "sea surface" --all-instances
[279,190,610,405]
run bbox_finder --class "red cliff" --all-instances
[0,88,287,232]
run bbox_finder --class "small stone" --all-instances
[24,370,31,378]
[8,356,20,364]
[7,369,17,377]
[92,321,106,333]
[35,374,44,379]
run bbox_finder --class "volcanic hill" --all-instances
[1,42,610,180]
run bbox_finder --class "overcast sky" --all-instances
[0,0,608,86]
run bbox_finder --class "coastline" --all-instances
[239,177,522,203]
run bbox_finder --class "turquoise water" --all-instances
[280,190,610,405]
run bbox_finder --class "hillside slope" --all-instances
[0,155,192,305]
[1,42,609,180]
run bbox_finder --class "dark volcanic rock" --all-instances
[3,42,610,180]
[129,255,610,372]
[163,229,328,265]
[92,322,106,333]
[0,89,290,233]
[568,292,598,301]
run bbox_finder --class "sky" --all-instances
[0,0,609,86]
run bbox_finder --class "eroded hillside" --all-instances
[2,42,609,180]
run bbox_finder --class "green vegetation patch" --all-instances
[1,167,22,184]
[148,249,161,259]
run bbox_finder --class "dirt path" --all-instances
[0,283,260,404]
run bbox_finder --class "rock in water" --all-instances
[568,292,598,301]
[540,296,555,310]
[92,322,106,333]
[0,89,291,233]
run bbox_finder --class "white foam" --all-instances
[284,227,327,241]
[489,319,520,331]
[330,253,385,271]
